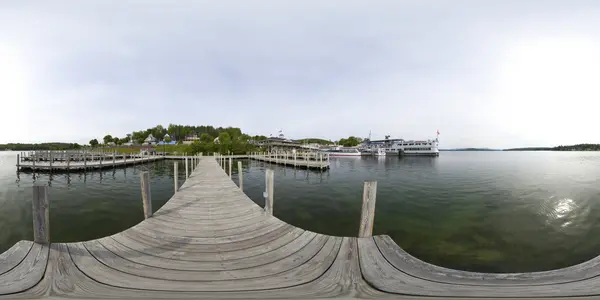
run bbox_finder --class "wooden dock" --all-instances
[17,154,164,172]
[2,157,600,299]
[15,151,207,172]
[213,151,329,170]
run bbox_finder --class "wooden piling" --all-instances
[229,157,232,179]
[185,157,189,179]
[32,185,50,244]
[264,169,274,215]
[174,162,179,193]
[16,154,20,169]
[238,161,243,190]
[66,154,70,171]
[49,151,53,169]
[140,171,152,219]
[358,180,377,238]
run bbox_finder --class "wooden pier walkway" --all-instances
[215,152,330,170]
[17,155,164,172]
[2,157,600,299]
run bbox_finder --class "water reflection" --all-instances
[555,197,576,219]
[541,194,591,230]
[400,156,438,167]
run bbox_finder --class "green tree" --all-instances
[89,139,99,147]
[338,136,362,147]
[164,135,172,143]
[113,137,120,145]
[103,135,113,145]
[200,133,213,143]
[119,137,129,145]
[217,132,232,154]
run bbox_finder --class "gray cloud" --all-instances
[1,0,599,148]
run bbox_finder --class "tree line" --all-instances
[93,124,270,146]
[505,144,600,151]
[0,143,82,151]
[92,124,271,155]
[336,136,363,147]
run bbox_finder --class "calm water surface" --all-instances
[1,151,599,273]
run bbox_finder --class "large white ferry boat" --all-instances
[360,131,440,156]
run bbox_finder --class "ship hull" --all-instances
[327,152,363,157]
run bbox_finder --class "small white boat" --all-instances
[322,146,362,157]
[375,148,386,156]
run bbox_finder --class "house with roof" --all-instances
[183,134,200,145]
[144,134,157,145]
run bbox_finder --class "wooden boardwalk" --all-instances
[17,156,164,172]
[2,157,600,299]
[250,155,329,169]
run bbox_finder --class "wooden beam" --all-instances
[140,171,152,219]
[185,157,189,179]
[238,161,243,190]
[264,169,274,215]
[174,162,179,193]
[32,185,50,244]
[358,180,378,238]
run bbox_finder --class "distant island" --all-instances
[504,144,600,151]
[441,148,502,151]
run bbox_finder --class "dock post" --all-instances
[49,151,53,169]
[32,185,50,244]
[294,151,297,167]
[264,169,274,214]
[306,153,309,168]
[84,151,87,170]
[174,162,179,193]
[185,157,189,179]
[140,171,152,219]
[358,180,378,237]
[229,157,232,179]
[319,153,323,169]
[238,161,243,190]
[112,151,116,166]
[16,154,20,169]
[66,154,70,171]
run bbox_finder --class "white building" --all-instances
[144,134,157,145]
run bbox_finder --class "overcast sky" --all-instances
[1,1,599,148]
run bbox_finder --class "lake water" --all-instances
[1,151,599,273]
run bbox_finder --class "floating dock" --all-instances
[1,157,598,299]
[15,151,205,172]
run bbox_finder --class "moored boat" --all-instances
[322,146,362,157]
[360,131,440,157]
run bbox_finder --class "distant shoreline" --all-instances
[441,145,600,152]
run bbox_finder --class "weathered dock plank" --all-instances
[3,156,600,299]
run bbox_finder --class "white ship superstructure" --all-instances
[360,131,440,156]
